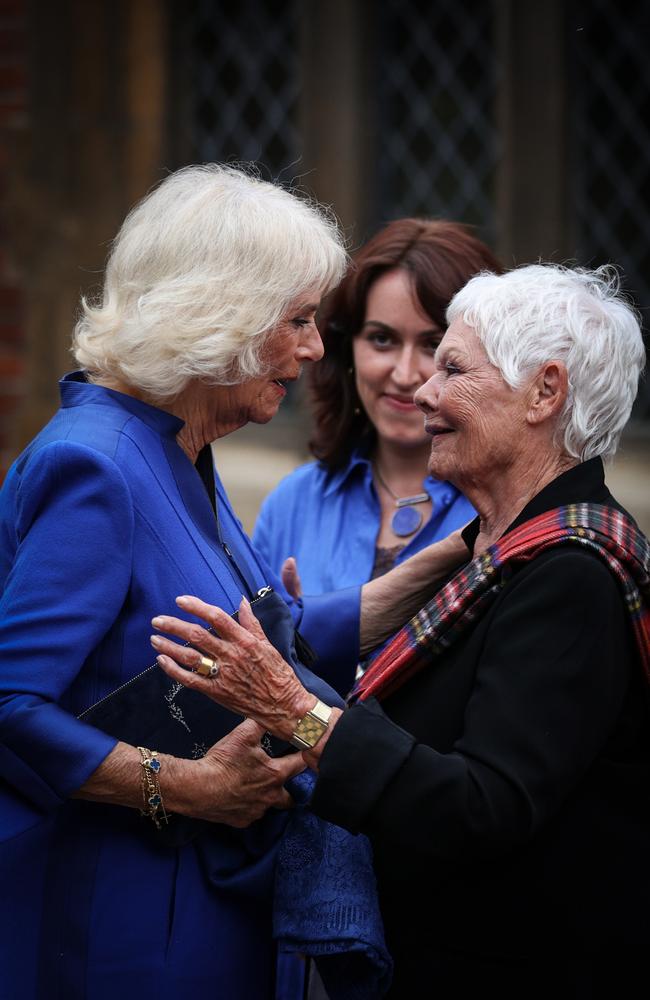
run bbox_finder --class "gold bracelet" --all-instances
[137,747,168,829]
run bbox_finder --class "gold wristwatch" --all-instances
[290,699,333,750]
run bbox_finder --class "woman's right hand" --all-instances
[165,718,307,828]
[359,527,470,653]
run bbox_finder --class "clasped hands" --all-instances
[150,594,324,826]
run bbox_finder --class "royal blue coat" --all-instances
[0,373,359,1000]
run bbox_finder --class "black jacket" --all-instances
[312,459,650,998]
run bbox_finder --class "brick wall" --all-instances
[0,0,26,481]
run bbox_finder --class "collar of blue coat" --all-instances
[321,444,459,512]
[60,371,185,439]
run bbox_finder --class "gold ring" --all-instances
[195,655,219,678]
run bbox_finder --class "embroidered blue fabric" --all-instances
[274,771,393,1000]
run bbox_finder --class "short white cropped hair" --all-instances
[73,164,348,399]
[447,263,646,461]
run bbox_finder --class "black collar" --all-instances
[195,444,217,515]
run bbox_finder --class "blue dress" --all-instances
[253,450,476,592]
[0,374,359,1000]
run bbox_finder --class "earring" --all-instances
[347,366,354,376]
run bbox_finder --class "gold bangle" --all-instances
[137,747,168,829]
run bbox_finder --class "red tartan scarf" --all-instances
[351,504,650,704]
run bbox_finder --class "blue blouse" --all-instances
[0,374,359,999]
[254,450,476,593]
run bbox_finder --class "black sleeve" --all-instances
[311,549,632,859]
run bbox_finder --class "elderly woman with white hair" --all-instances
[0,165,467,999]
[154,263,650,999]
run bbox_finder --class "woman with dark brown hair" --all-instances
[254,218,503,595]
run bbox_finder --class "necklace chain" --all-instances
[373,465,430,508]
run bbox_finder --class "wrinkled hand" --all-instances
[359,525,471,654]
[281,557,302,599]
[168,718,306,828]
[151,595,315,741]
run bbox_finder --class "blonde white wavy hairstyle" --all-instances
[447,263,645,461]
[73,164,348,400]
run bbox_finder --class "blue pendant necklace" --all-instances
[374,465,430,538]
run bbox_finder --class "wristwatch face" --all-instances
[293,713,328,748]
[291,700,332,749]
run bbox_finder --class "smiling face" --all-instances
[352,268,443,452]
[414,318,530,490]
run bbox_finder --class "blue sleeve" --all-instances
[251,544,361,699]
[251,464,360,695]
[298,588,361,696]
[252,475,300,580]
[251,491,275,569]
[252,463,321,580]
[0,442,134,813]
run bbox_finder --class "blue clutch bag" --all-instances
[77,588,316,844]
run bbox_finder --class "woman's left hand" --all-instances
[151,595,316,741]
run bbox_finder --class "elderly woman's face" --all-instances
[249,289,325,420]
[414,319,529,487]
[174,289,324,440]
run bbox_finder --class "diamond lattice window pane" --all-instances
[573,0,650,415]
[376,0,498,242]
[186,0,301,179]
